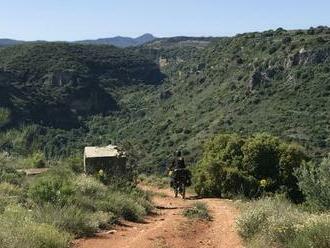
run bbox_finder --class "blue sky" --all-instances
[1,0,330,41]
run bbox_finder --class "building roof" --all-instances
[84,145,126,158]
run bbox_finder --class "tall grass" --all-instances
[0,205,71,248]
[0,162,153,248]
[236,197,330,248]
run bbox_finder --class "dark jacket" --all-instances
[170,157,186,170]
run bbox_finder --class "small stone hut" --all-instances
[83,145,127,175]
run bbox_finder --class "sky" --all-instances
[1,0,330,41]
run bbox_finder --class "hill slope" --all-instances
[110,27,330,168]
[0,43,162,128]
[0,27,329,169]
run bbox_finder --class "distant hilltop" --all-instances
[0,34,156,48]
[77,33,156,47]
[0,38,25,47]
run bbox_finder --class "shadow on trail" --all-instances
[184,195,202,200]
[154,205,188,210]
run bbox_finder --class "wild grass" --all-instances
[183,202,211,220]
[236,197,330,248]
[138,174,170,189]
[0,205,72,248]
[0,161,153,247]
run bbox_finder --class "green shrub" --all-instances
[183,202,211,220]
[242,133,280,180]
[68,192,99,211]
[33,204,102,237]
[30,152,46,168]
[0,182,22,197]
[221,167,259,198]
[236,207,268,239]
[0,182,23,211]
[91,211,116,229]
[267,212,302,244]
[97,191,147,222]
[236,197,330,248]
[63,155,84,173]
[288,214,330,248]
[193,133,307,201]
[279,144,307,202]
[0,165,24,185]
[127,188,153,214]
[194,161,223,197]
[28,173,74,205]
[0,205,71,248]
[73,175,107,197]
[295,155,330,210]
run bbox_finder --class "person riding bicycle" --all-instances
[170,150,186,170]
[168,150,191,188]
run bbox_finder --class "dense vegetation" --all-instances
[236,196,330,248]
[0,26,329,248]
[0,42,162,128]
[0,156,152,248]
[0,27,329,170]
[193,133,307,202]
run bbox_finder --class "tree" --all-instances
[242,133,280,180]
[295,155,330,210]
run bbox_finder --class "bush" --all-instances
[0,165,24,185]
[91,211,116,229]
[63,155,84,173]
[221,167,259,198]
[30,152,46,168]
[183,202,211,220]
[28,173,74,205]
[194,161,224,197]
[97,191,147,222]
[193,133,307,201]
[279,144,307,202]
[236,207,268,239]
[288,214,330,248]
[0,205,71,248]
[0,182,22,197]
[33,204,109,237]
[295,155,330,211]
[236,197,330,248]
[0,162,153,246]
[242,133,280,180]
[73,175,107,197]
[0,183,23,212]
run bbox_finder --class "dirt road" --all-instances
[74,186,243,248]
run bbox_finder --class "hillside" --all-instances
[0,42,162,128]
[76,33,156,47]
[0,27,329,169]
[106,27,330,169]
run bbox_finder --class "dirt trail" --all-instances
[74,186,243,248]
